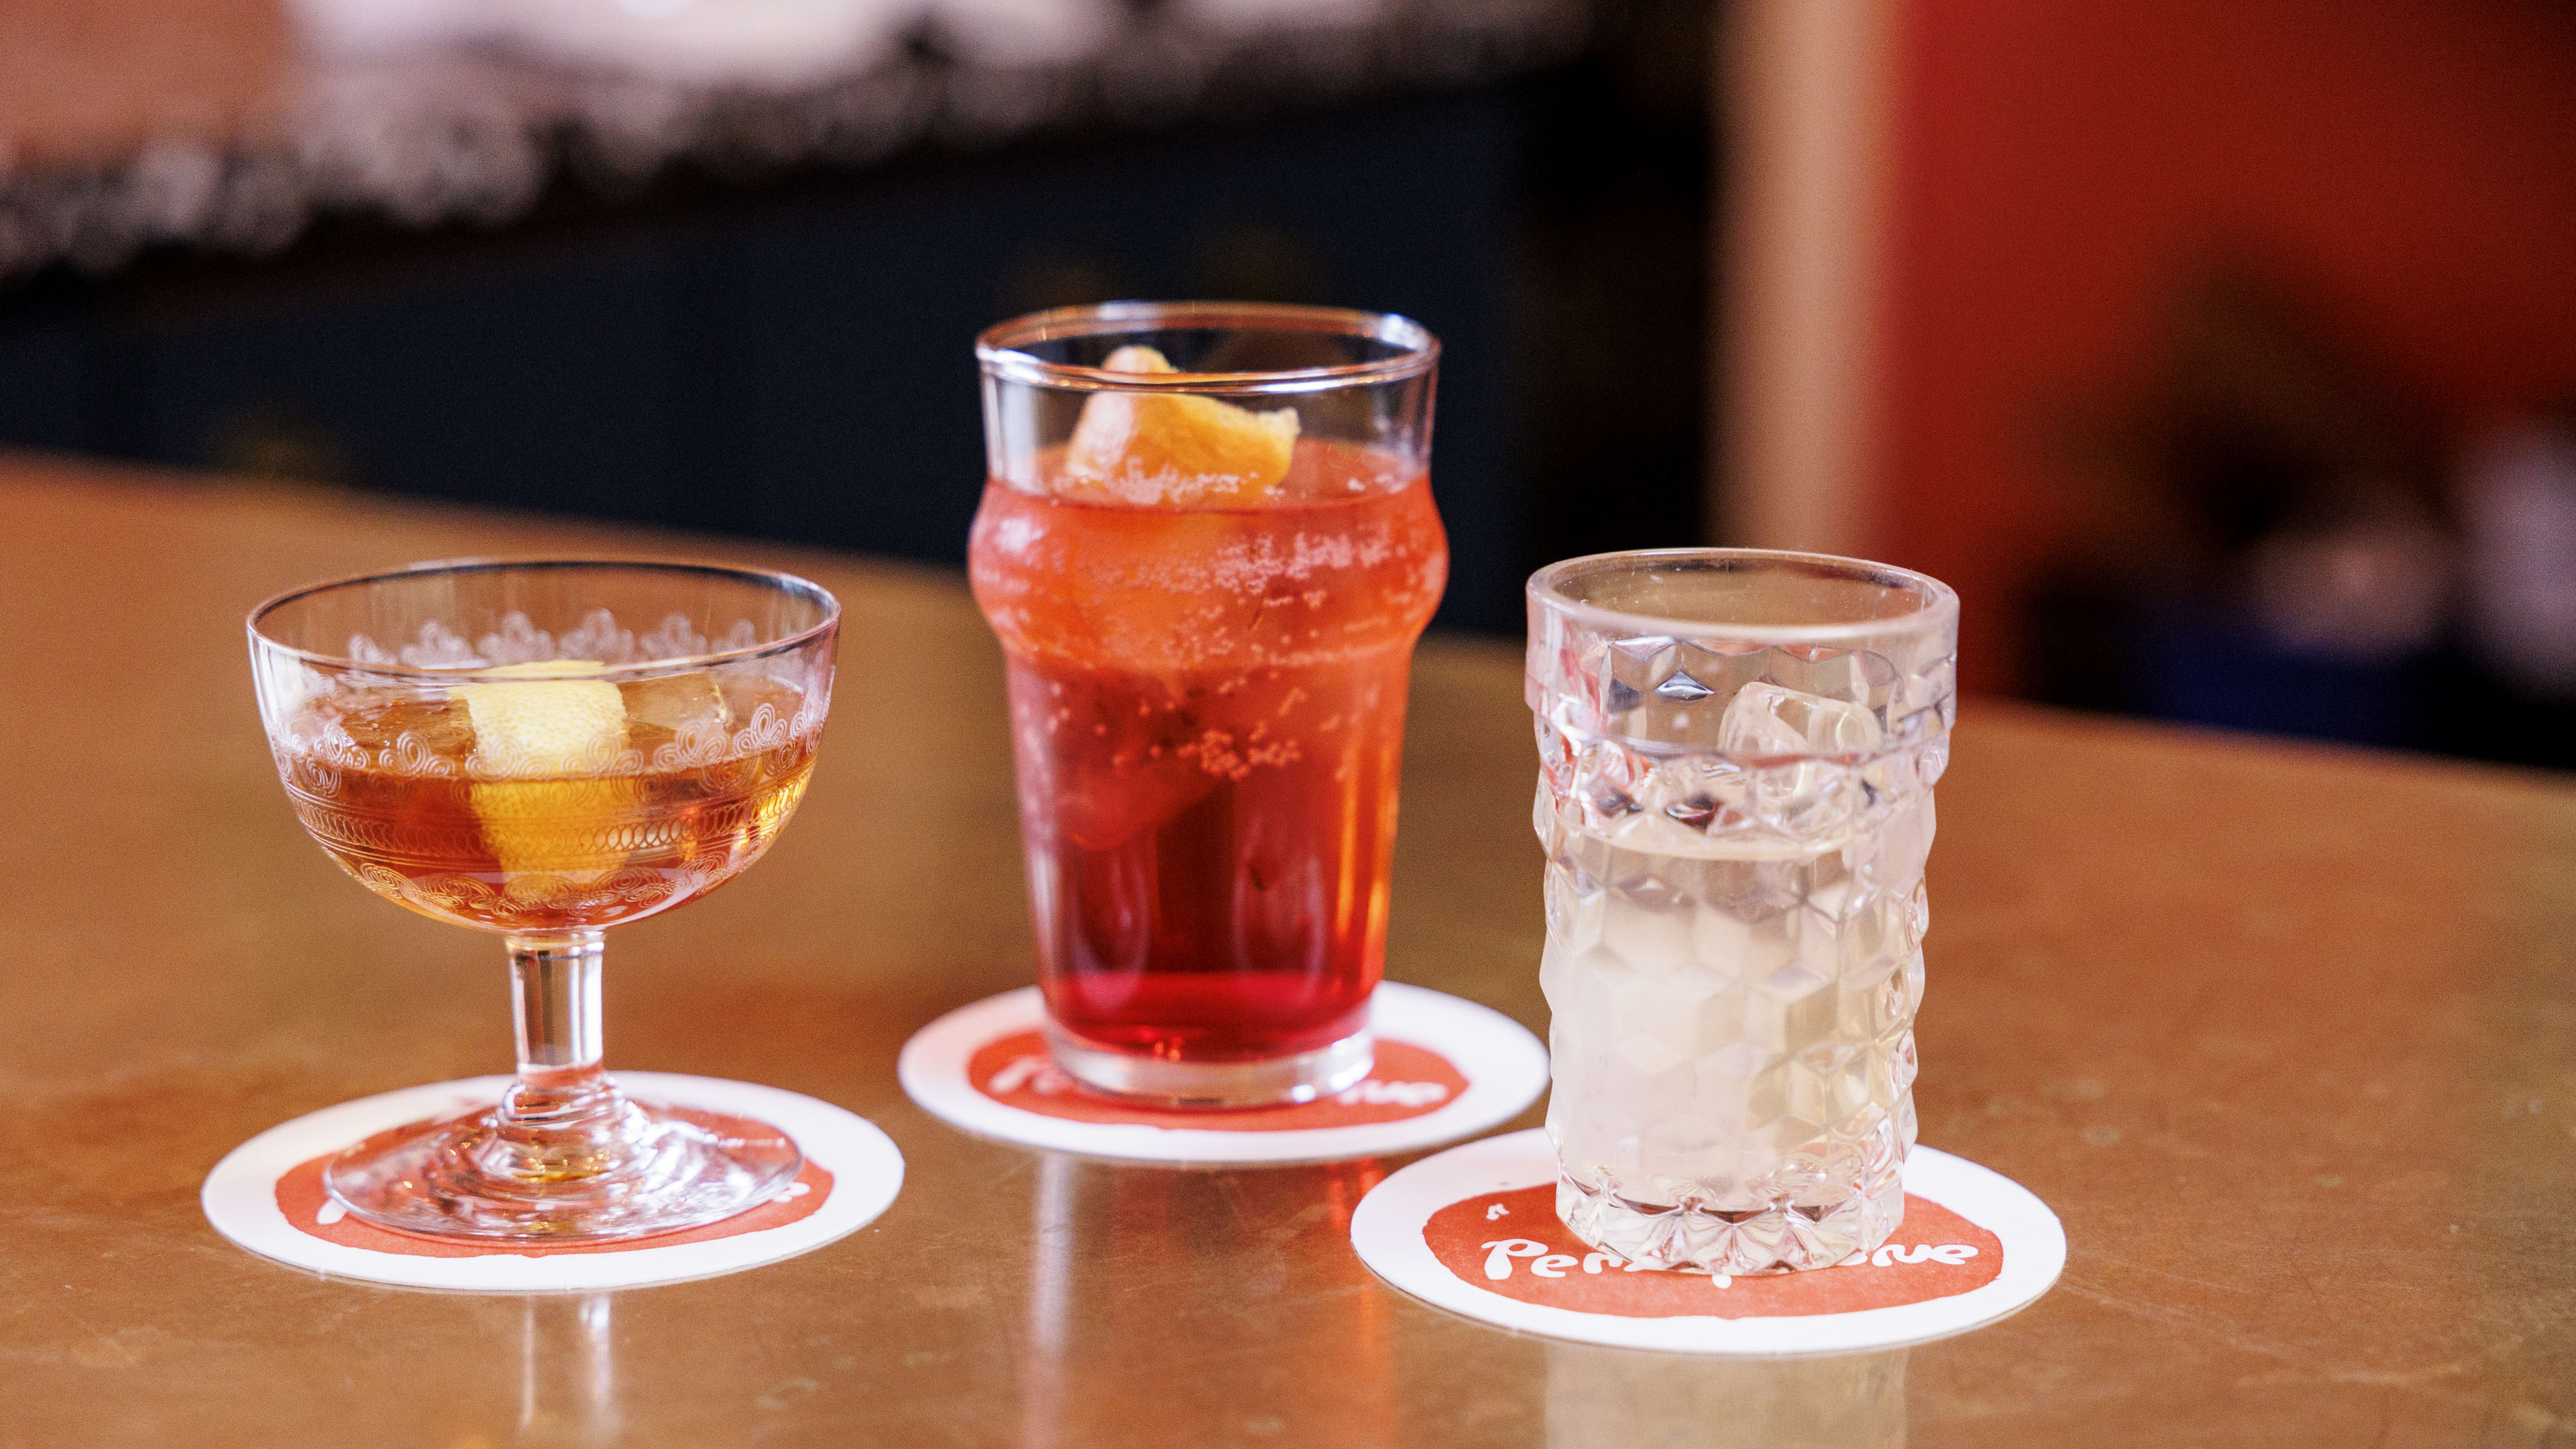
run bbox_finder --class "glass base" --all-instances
[324,1086,801,1243]
[1556,1170,1906,1275]
[1044,1026,1374,1108]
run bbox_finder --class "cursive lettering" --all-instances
[1870,1242,1979,1268]
[1332,1081,1452,1108]
[1481,1238,1549,1280]
[1474,1232,1982,1281]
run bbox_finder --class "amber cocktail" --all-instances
[249,561,837,1241]
[280,662,817,933]
[970,303,1446,1106]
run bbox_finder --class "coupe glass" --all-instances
[248,560,838,1242]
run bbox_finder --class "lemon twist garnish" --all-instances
[457,660,636,892]
[1059,344,1299,505]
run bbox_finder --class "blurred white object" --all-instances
[288,0,474,53]
[1179,0,1388,35]
[513,0,913,85]
[291,0,916,87]
[2247,508,2453,663]
[2461,419,2576,696]
[930,0,1119,68]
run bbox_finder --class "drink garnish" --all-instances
[455,660,636,887]
[457,661,626,770]
[1059,344,1299,505]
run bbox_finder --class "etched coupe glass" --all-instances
[1526,549,1957,1274]
[248,561,837,1241]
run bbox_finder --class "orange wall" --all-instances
[1874,0,2576,689]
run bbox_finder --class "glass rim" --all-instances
[1526,547,1960,645]
[975,301,1440,394]
[246,557,843,682]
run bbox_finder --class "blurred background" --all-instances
[1,0,2569,768]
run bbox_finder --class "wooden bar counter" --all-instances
[1,455,2570,1446]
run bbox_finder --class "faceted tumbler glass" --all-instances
[1526,549,1958,1274]
[248,560,837,1242]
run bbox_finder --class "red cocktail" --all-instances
[971,305,1446,1104]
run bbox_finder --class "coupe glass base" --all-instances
[324,1090,802,1244]
[1044,1025,1374,1108]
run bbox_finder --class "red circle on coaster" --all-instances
[1352,1133,2063,1352]
[967,1030,1470,1131]
[1424,1184,2002,1319]
[276,1106,835,1258]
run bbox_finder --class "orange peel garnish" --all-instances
[1059,344,1299,505]
[456,660,637,890]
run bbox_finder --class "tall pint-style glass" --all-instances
[1527,549,1957,1273]
[970,303,1447,1106]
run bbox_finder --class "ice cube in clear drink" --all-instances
[1715,680,1887,840]
[1719,680,1885,758]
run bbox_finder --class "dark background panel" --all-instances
[0,11,1715,635]
[722,95,1517,610]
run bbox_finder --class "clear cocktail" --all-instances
[1526,549,1957,1274]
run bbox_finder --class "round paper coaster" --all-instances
[202,1073,904,1291]
[1351,1128,2063,1354]
[898,982,1549,1166]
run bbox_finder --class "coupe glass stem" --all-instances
[320,920,802,1236]
[496,930,625,1180]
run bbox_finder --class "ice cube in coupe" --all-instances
[969,304,1446,1107]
